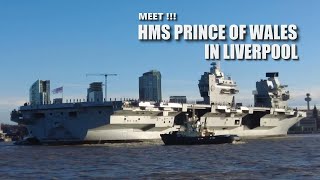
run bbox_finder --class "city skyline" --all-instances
[1,0,320,123]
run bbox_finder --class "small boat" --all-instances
[160,131,240,145]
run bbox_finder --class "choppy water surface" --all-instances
[1,134,320,179]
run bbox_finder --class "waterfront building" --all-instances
[315,106,320,130]
[169,96,187,103]
[139,70,162,102]
[53,98,63,104]
[29,80,50,105]
[87,82,103,102]
[300,110,317,132]
[290,106,319,133]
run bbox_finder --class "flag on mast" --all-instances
[52,86,63,94]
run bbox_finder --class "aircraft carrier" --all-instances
[11,63,306,144]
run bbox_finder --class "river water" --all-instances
[0,134,320,179]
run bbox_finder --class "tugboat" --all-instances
[160,131,240,145]
[160,105,240,145]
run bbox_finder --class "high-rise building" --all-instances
[87,82,103,102]
[29,80,50,105]
[139,70,162,102]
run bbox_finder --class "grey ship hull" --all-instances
[212,116,304,138]
[83,112,304,141]
[11,101,124,144]
[85,125,180,142]
[84,125,289,141]
[11,102,305,144]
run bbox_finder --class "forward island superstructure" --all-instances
[11,63,306,144]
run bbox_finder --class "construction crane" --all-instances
[86,73,118,101]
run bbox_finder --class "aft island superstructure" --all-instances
[11,63,305,144]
